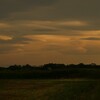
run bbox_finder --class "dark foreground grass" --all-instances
[0,79,100,100]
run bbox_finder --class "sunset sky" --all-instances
[0,0,100,66]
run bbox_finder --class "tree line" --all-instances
[0,63,100,79]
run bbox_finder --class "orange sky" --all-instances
[0,0,100,66]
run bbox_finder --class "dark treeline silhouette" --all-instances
[0,63,100,79]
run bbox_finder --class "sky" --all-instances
[0,0,100,66]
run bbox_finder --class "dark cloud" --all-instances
[55,0,100,20]
[81,37,100,40]
[0,0,100,33]
[31,28,59,32]
[0,0,100,21]
[0,36,32,44]
[0,36,33,54]
[0,0,57,20]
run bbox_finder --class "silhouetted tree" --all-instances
[8,65,21,70]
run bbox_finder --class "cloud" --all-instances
[81,37,100,41]
[0,0,99,21]
[24,34,88,55]
[0,20,90,36]
[0,20,100,39]
[0,35,33,54]
[0,0,100,65]
[24,34,70,43]
[0,0,57,20]
[0,36,32,44]
[0,35,13,41]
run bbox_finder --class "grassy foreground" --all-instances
[0,79,100,100]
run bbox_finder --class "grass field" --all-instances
[0,79,100,100]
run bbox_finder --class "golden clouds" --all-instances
[59,21,87,26]
[23,34,100,55]
[0,0,100,66]
[0,35,13,41]
[0,33,100,66]
[80,30,100,36]
[24,34,87,54]
[25,35,70,43]
[22,20,87,28]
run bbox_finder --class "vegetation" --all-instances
[0,63,100,79]
[0,63,100,100]
[0,79,100,100]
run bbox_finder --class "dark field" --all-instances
[0,79,100,100]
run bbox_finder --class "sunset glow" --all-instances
[0,0,100,66]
